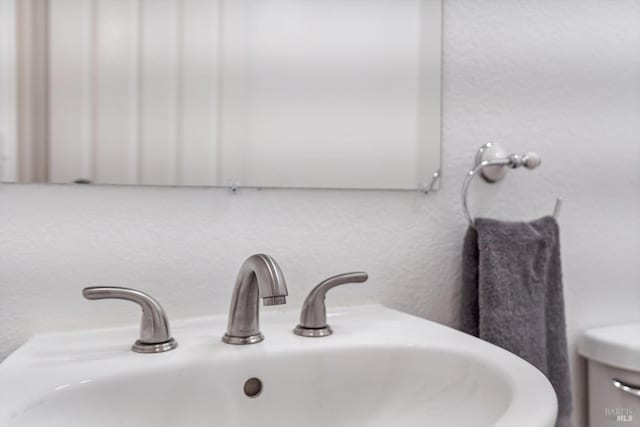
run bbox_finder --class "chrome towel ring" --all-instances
[462,142,562,228]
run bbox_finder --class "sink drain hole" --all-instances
[244,378,262,398]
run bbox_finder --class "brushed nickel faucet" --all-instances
[82,286,178,353]
[222,254,288,345]
[294,272,368,337]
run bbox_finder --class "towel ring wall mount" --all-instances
[462,142,562,227]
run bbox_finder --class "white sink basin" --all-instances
[0,305,556,427]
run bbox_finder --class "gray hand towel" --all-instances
[461,216,572,427]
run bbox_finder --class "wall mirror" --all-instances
[0,0,442,191]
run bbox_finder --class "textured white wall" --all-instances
[1,1,639,425]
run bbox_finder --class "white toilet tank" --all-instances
[579,323,640,427]
[587,360,640,426]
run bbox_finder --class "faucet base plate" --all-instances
[293,325,333,338]
[222,333,264,345]
[132,338,178,353]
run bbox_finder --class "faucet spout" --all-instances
[223,254,288,345]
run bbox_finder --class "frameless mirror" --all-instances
[1,0,442,190]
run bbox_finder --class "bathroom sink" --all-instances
[0,305,556,427]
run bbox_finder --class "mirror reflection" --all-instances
[2,0,441,190]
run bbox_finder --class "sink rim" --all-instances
[0,304,557,427]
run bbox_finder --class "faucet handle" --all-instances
[294,272,368,337]
[82,286,178,353]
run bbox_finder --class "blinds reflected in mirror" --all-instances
[15,0,441,190]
